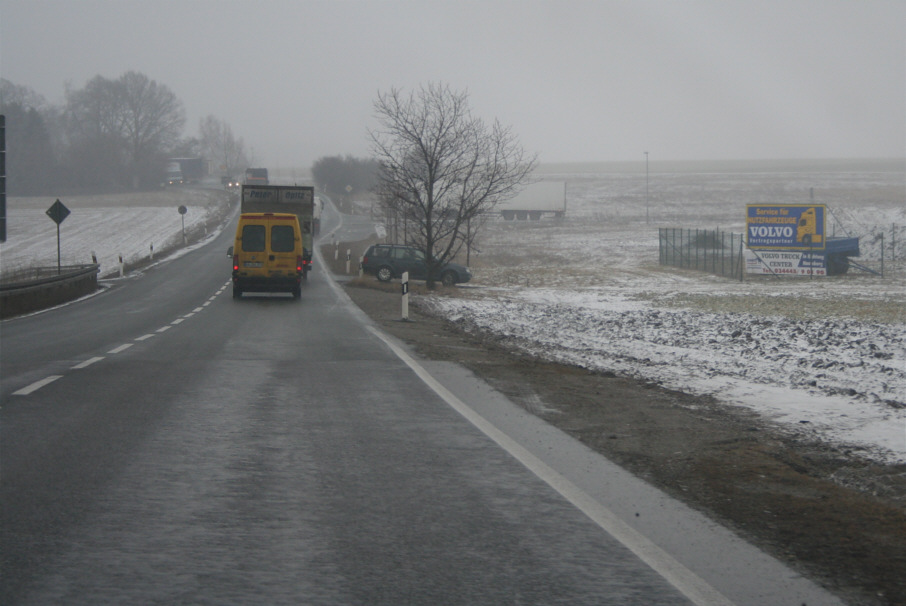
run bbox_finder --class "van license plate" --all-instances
[244,262,263,268]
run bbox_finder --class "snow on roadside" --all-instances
[420,161,906,464]
[1,188,234,279]
[423,290,906,463]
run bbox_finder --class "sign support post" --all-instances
[45,199,71,274]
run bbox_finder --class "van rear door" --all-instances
[266,214,301,278]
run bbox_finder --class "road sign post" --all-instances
[45,199,71,274]
[178,205,187,244]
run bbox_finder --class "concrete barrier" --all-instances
[0,264,100,319]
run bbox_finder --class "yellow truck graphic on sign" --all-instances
[796,207,823,245]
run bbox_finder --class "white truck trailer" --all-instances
[496,181,566,220]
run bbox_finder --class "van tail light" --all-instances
[232,255,239,271]
[297,256,304,272]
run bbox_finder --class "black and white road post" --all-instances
[401,271,409,321]
[346,249,351,274]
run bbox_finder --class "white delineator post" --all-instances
[346,249,351,274]
[118,254,124,277]
[401,271,409,321]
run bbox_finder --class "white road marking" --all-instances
[13,375,64,396]
[156,326,172,333]
[367,325,735,606]
[193,307,204,313]
[171,318,185,325]
[108,343,134,353]
[135,334,155,342]
[183,313,196,318]
[72,356,104,369]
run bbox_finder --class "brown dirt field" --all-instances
[322,240,906,606]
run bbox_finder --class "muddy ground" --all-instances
[323,243,905,606]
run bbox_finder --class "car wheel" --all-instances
[292,285,301,299]
[441,271,456,287]
[232,286,242,299]
[377,266,393,282]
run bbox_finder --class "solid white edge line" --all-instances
[108,343,134,353]
[13,375,64,396]
[366,324,735,606]
[72,356,104,369]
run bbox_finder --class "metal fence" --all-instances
[659,228,745,281]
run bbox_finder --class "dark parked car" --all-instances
[360,244,472,286]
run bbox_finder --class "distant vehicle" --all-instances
[221,176,241,190]
[313,196,323,235]
[229,212,303,299]
[245,168,269,186]
[360,244,472,286]
[165,161,184,185]
[166,157,205,185]
[240,184,316,278]
[496,181,567,220]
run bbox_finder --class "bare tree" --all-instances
[119,72,184,187]
[369,83,536,288]
[199,114,246,178]
[64,72,185,189]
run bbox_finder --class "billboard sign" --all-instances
[745,250,827,276]
[746,204,826,251]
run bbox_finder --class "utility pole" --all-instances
[644,151,649,224]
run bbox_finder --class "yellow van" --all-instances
[228,213,303,299]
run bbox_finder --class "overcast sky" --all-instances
[2,0,904,169]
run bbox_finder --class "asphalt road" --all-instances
[1,203,844,605]
[0,217,693,605]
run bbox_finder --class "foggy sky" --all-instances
[1,0,904,169]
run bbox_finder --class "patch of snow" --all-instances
[421,161,906,464]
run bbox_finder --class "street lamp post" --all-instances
[644,151,649,224]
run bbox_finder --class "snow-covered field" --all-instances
[0,186,233,279]
[420,159,906,464]
[2,162,904,465]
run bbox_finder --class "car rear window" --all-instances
[241,224,266,252]
[271,225,295,252]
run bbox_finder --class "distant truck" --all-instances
[245,168,269,186]
[496,181,566,220]
[240,184,316,277]
[165,157,204,185]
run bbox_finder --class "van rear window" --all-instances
[271,225,295,252]
[241,224,266,252]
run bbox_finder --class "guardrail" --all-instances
[0,264,100,319]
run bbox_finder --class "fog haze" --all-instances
[2,0,904,168]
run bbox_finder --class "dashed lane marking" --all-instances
[72,357,105,369]
[11,284,228,396]
[13,376,64,396]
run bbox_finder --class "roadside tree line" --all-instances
[1,74,249,195]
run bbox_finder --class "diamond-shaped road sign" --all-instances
[46,199,70,225]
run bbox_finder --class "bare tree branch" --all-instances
[369,83,537,288]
